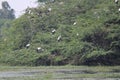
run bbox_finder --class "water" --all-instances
[0,69,119,80]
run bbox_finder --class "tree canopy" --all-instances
[0,0,120,66]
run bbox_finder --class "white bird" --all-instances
[57,35,62,42]
[115,0,118,4]
[73,22,77,25]
[48,8,52,12]
[52,29,56,34]
[36,47,43,53]
[118,8,120,12]
[26,44,30,48]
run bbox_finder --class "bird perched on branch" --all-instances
[115,0,119,4]
[36,47,44,53]
[57,35,62,42]
[26,44,30,48]
[51,29,56,35]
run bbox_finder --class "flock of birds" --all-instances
[25,0,119,53]
[26,43,44,53]
[25,21,78,53]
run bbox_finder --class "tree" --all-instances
[2,1,11,10]
[0,1,15,19]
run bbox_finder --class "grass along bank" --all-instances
[0,65,119,79]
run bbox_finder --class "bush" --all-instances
[81,50,120,65]
[82,26,110,49]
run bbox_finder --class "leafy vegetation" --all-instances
[0,0,120,66]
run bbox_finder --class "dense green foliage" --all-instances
[0,0,120,66]
[0,1,15,42]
